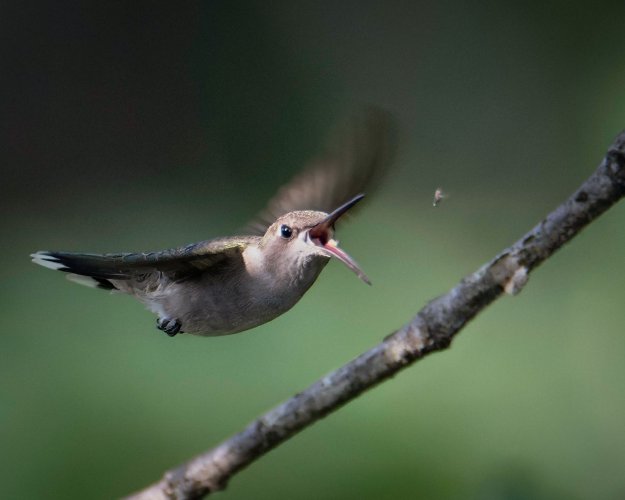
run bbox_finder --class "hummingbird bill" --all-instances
[31,108,395,337]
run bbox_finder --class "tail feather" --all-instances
[31,252,67,271]
[66,273,117,290]
[31,251,129,290]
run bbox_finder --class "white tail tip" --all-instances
[31,252,65,271]
[66,273,100,288]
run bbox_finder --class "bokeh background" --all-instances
[2,1,625,498]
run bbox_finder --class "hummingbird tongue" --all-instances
[307,194,371,285]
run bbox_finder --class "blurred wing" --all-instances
[32,236,258,281]
[246,106,396,235]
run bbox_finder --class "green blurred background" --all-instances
[2,1,625,498]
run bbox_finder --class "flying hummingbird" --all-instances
[31,109,394,337]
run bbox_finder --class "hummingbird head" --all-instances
[261,194,371,285]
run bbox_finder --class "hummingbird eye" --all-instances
[280,224,293,239]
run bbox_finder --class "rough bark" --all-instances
[127,131,625,500]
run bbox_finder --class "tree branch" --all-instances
[127,131,625,500]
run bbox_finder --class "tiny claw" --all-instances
[157,317,183,337]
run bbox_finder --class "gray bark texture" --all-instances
[127,130,625,500]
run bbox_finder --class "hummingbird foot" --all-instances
[156,317,183,337]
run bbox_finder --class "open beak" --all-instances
[306,194,371,285]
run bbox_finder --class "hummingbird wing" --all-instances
[31,236,258,285]
[246,106,396,235]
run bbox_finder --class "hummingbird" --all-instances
[31,109,394,337]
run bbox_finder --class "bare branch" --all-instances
[127,131,625,500]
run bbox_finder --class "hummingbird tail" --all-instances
[31,251,127,290]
